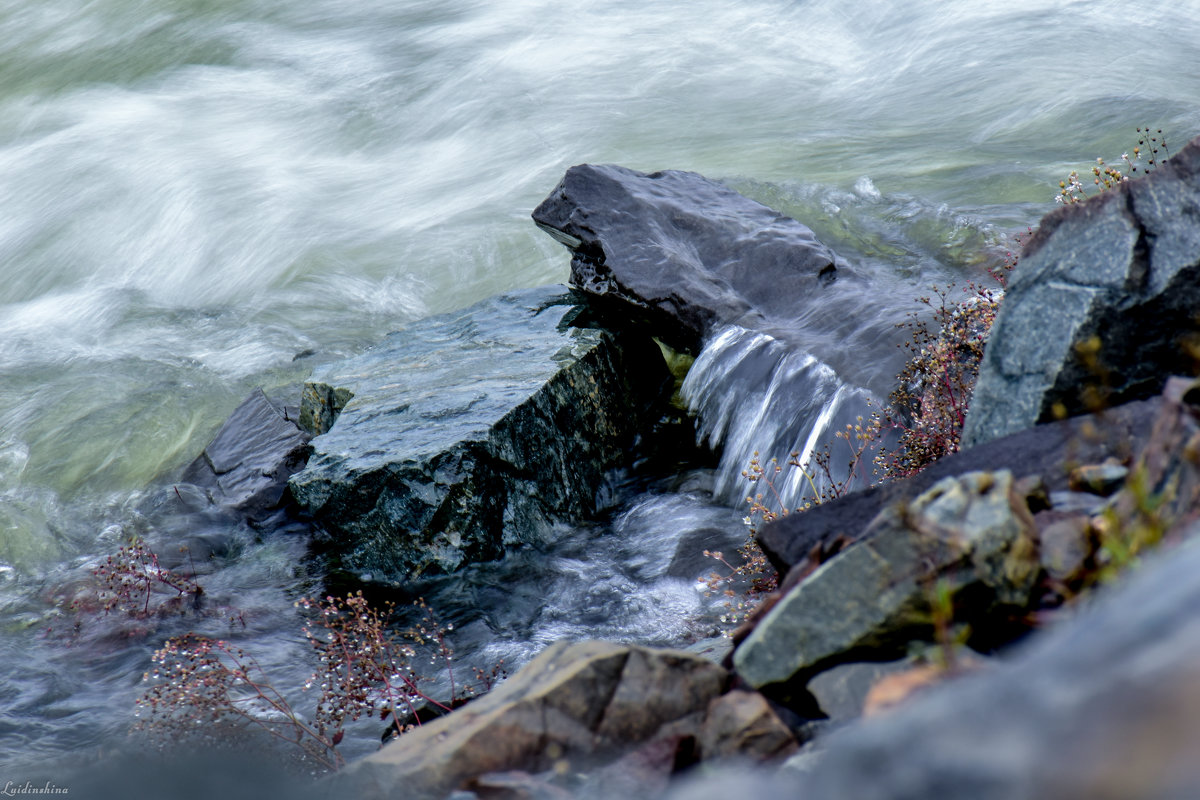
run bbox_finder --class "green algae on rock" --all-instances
[286,286,671,582]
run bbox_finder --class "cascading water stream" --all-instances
[682,325,877,513]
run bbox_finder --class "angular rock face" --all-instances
[179,389,311,521]
[734,471,1039,696]
[761,535,1200,800]
[532,164,839,352]
[963,134,1200,447]
[286,286,670,581]
[1114,375,1200,533]
[697,690,798,763]
[334,640,728,800]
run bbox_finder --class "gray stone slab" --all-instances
[532,164,840,353]
[735,471,1037,694]
[786,535,1200,800]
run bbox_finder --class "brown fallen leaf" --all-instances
[862,657,986,717]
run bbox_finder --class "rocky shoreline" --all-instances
[165,136,1200,799]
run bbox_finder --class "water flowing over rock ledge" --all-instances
[680,324,874,508]
[301,374,1200,800]
[535,163,883,508]
[283,165,867,583]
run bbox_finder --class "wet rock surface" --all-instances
[154,154,1200,799]
[286,286,670,581]
[963,134,1200,447]
[532,164,839,352]
[178,388,311,521]
[734,471,1039,696]
[334,640,728,800]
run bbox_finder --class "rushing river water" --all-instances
[2,0,1199,775]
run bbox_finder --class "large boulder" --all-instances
[286,286,670,581]
[734,471,1039,699]
[532,164,839,353]
[962,134,1200,447]
[334,640,729,800]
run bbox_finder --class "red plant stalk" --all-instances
[220,649,341,770]
[301,593,457,743]
[940,365,964,430]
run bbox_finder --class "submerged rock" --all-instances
[334,640,728,800]
[286,286,670,581]
[963,133,1200,447]
[734,471,1038,697]
[532,164,839,352]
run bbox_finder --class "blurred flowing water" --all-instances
[682,325,877,509]
[1,0,1199,772]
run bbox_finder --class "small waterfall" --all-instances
[681,325,877,513]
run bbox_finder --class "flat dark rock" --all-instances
[532,164,839,352]
[758,397,1160,573]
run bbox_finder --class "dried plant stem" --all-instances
[136,590,493,771]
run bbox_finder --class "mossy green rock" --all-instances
[286,286,670,581]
